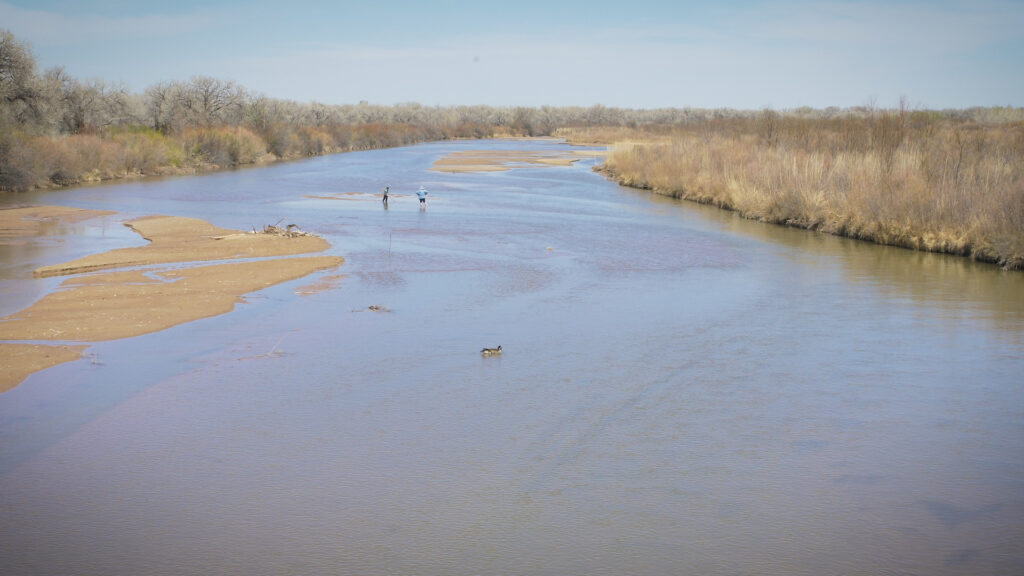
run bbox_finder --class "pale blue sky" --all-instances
[2,0,1022,109]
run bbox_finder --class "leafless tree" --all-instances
[175,76,247,127]
[0,29,42,126]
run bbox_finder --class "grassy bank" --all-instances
[0,122,483,192]
[564,112,1024,270]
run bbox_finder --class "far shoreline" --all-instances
[0,134,535,196]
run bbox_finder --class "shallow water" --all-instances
[1,139,1023,575]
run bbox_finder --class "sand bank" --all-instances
[0,256,342,342]
[0,344,88,393]
[1,208,343,391]
[35,215,331,277]
[431,149,598,173]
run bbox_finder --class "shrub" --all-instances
[0,131,49,190]
[183,126,265,166]
[111,126,185,174]
[596,117,1024,268]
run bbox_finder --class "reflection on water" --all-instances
[643,192,1024,333]
[1,140,1022,576]
[0,213,141,317]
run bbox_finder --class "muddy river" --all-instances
[2,139,1023,575]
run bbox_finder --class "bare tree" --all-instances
[43,67,128,134]
[512,107,535,135]
[0,29,42,126]
[309,101,332,126]
[759,108,780,147]
[146,81,186,133]
[178,76,248,127]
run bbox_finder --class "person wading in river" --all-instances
[382,186,389,205]
[416,186,428,209]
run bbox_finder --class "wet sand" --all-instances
[0,206,117,241]
[295,274,347,296]
[0,207,343,391]
[0,257,343,342]
[0,344,88,393]
[431,149,601,172]
[34,215,331,277]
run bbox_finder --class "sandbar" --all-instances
[35,215,331,277]
[0,256,343,342]
[1,208,344,391]
[431,149,592,173]
[295,274,347,296]
[0,344,87,393]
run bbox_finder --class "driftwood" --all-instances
[253,221,312,238]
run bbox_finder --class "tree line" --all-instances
[2,29,1022,192]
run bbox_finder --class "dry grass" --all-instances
[0,121,493,192]
[564,115,1024,269]
[0,127,188,190]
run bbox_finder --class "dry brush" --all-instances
[581,113,1024,269]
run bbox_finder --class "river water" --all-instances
[1,139,1022,575]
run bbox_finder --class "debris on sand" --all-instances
[256,223,313,238]
[4,209,343,391]
[35,215,331,278]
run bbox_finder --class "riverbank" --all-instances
[1,124,457,193]
[0,207,343,391]
[562,119,1024,270]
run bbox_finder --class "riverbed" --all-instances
[1,139,1023,575]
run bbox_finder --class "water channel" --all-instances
[1,139,1023,575]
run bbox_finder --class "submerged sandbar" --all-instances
[0,206,117,241]
[431,149,602,173]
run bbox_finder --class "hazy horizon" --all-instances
[2,0,1022,110]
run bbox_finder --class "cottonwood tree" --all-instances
[308,101,333,126]
[147,81,194,133]
[178,76,248,127]
[0,29,42,127]
[144,77,248,132]
[41,67,131,133]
